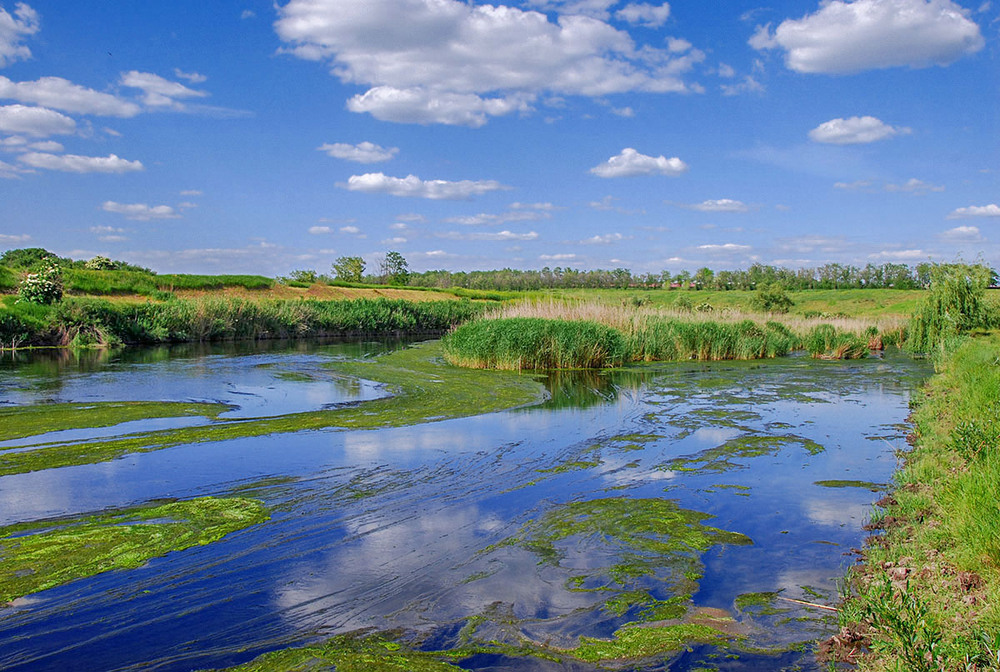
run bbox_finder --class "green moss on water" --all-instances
[0,496,268,603]
[536,459,602,474]
[0,341,547,477]
[569,623,732,663]
[666,434,825,474]
[813,479,884,491]
[207,634,469,672]
[0,401,229,442]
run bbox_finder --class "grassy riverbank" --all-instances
[0,296,487,349]
[831,334,1000,669]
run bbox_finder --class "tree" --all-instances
[750,283,793,314]
[332,256,366,283]
[693,267,714,290]
[379,251,410,285]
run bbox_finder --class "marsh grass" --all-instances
[838,334,1000,670]
[444,299,905,368]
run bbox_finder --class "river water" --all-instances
[0,340,930,671]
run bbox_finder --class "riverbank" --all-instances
[829,333,1000,669]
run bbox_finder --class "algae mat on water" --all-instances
[0,496,269,603]
[0,341,548,477]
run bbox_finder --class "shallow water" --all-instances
[0,341,931,671]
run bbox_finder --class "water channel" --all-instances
[0,339,931,671]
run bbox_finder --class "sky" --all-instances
[0,0,997,276]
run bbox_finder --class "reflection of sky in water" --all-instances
[0,347,932,672]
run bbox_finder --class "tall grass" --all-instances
[443,318,628,370]
[59,268,275,296]
[0,296,486,348]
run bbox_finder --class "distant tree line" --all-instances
[404,262,997,292]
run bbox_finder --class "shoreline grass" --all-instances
[829,333,1000,669]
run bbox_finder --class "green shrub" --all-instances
[750,283,793,313]
[17,257,63,305]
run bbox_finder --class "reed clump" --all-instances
[805,324,869,360]
[443,317,628,370]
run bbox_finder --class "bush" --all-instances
[750,283,793,314]
[17,257,63,305]
[84,255,116,271]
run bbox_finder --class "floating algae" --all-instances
[0,496,268,603]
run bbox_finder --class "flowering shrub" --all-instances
[17,258,64,305]
[84,255,116,270]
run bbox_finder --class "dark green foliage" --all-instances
[0,247,64,269]
[61,269,274,295]
[629,319,796,362]
[804,324,868,359]
[380,251,410,285]
[907,262,993,353]
[750,283,794,313]
[0,264,18,290]
[0,297,487,348]
[444,318,629,369]
[332,255,366,283]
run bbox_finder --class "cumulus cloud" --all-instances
[343,172,510,199]
[751,0,984,74]
[590,147,688,177]
[19,152,143,173]
[809,116,909,144]
[940,225,983,241]
[948,203,1000,218]
[444,210,548,226]
[580,232,626,244]
[869,249,927,260]
[697,243,751,252]
[615,3,671,27]
[0,104,74,136]
[540,253,577,260]
[340,225,362,234]
[0,2,38,68]
[318,141,399,163]
[102,201,180,220]
[274,0,704,126]
[0,75,141,116]
[308,225,332,234]
[173,68,208,84]
[119,71,208,109]
[0,232,30,242]
[682,198,751,212]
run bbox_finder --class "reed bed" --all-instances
[443,298,907,369]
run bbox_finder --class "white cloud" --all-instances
[0,76,141,117]
[275,0,704,126]
[0,232,30,242]
[869,249,927,260]
[19,152,143,173]
[119,71,208,109]
[347,87,530,128]
[340,225,362,234]
[615,3,671,28]
[834,179,875,190]
[611,106,634,117]
[0,156,26,177]
[180,189,202,196]
[439,230,539,241]
[948,203,1000,218]
[697,243,751,252]
[0,104,74,136]
[940,225,983,241]
[718,62,736,78]
[683,198,750,212]
[343,172,510,199]
[308,225,332,234]
[444,210,547,226]
[102,201,180,220]
[809,116,909,144]
[382,236,408,244]
[241,9,256,19]
[884,178,945,193]
[318,141,399,163]
[581,232,625,244]
[510,201,561,211]
[390,222,409,230]
[173,68,207,84]
[0,2,38,68]
[751,0,983,74]
[540,253,577,260]
[720,75,764,96]
[588,194,645,215]
[590,147,688,178]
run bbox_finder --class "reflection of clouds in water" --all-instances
[805,495,871,528]
[598,453,676,488]
[271,503,597,636]
[691,426,742,446]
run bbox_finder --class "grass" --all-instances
[833,333,1000,670]
[0,497,268,603]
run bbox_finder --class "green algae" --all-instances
[0,496,268,603]
[536,458,602,474]
[0,401,229,443]
[665,434,825,474]
[569,622,735,663]
[506,497,750,591]
[0,341,547,477]
[813,479,884,491]
[734,591,788,616]
[204,633,470,672]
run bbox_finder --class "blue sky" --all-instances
[0,0,997,276]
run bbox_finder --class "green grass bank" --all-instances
[0,296,488,349]
[830,334,1000,670]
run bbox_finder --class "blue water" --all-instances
[0,341,930,671]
